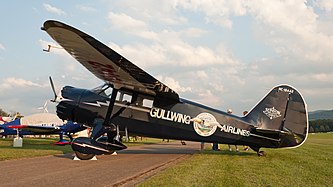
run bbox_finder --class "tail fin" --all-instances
[245,85,308,148]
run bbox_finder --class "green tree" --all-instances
[309,119,333,133]
[0,108,9,116]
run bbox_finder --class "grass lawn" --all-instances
[0,137,163,161]
[139,133,333,187]
[0,138,73,161]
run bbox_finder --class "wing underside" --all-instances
[42,20,179,104]
[8,125,60,134]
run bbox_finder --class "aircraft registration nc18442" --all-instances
[41,20,308,160]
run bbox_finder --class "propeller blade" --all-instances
[49,76,57,102]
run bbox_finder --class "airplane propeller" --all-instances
[49,76,57,102]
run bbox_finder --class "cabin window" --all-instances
[116,92,132,102]
[143,99,153,108]
[122,94,132,102]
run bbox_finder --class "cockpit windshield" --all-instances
[90,83,154,108]
[91,84,113,97]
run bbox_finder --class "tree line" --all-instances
[0,108,22,118]
[0,108,10,116]
[309,119,333,133]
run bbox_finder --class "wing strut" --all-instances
[103,88,118,127]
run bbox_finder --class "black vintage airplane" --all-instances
[42,20,308,160]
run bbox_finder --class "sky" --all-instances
[0,0,332,116]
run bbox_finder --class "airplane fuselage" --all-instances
[57,86,287,149]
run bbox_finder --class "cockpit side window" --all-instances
[121,94,132,102]
[93,85,154,108]
[104,86,113,97]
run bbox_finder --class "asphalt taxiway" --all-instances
[0,141,200,187]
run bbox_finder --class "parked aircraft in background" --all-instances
[42,20,308,160]
[0,113,86,145]
[0,116,14,124]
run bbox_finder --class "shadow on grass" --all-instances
[200,149,256,156]
[124,141,160,146]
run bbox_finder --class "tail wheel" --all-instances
[257,151,266,157]
[74,151,95,160]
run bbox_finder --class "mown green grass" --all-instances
[0,138,73,161]
[0,137,163,161]
[139,133,333,187]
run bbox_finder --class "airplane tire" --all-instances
[75,151,95,160]
[257,151,266,157]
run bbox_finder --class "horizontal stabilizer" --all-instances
[255,128,291,135]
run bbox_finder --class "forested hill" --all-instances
[309,110,333,121]
[308,109,333,133]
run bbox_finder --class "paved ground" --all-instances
[0,141,200,187]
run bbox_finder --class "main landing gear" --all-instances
[71,126,126,160]
[71,88,127,160]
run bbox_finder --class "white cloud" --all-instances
[170,0,333,113]
[107,11,159,40]
[209,82,225,93]
[159,76,192,93]
[0,43,5,51]
[181,28,207,38]
[247,1,317,33]
[315,0,333,11]
[195,71,209,79]
[108,41,240,68]
[108,12,147,31]
[195,90,224,107]
[175,0,247,28]
[0,77,46,90]
[246,1,333,64]
[116,0,187,25]
[312,73,333,82]
[0,77,55,115]
[171,0,333,66]
[43,3,66,16]
[77,5,96,12]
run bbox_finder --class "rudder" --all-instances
[245,85,308,148]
